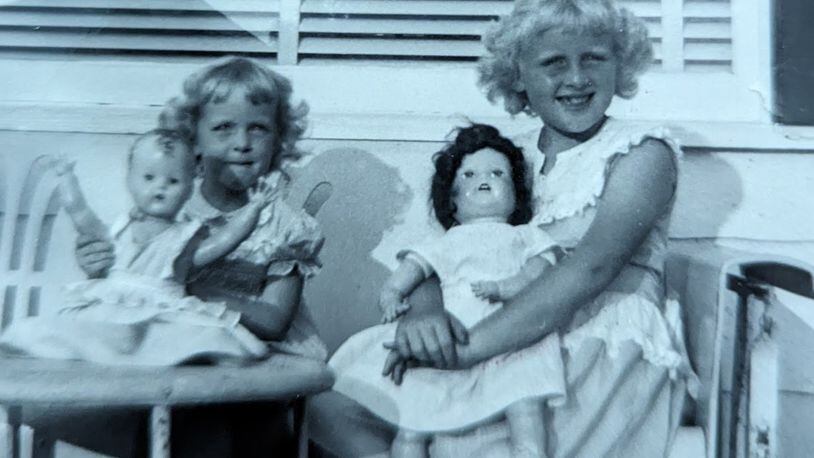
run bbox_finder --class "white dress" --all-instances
[329,221,566,433]
[0,216,268,365]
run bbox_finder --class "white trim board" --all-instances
[3,103,814,151]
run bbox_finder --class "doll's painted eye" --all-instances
[463,171,474,178]
[168,178,180,185]
[144,174,154,181]
[492,170,504,177]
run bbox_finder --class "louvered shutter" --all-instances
[0,0,279,59]
[0,0,733,72]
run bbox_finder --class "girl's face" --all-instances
[196,88,277,192]
[516,27,617,135]
[452,148,516,225]
[127,142,194,219]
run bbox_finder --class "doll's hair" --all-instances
[127,128,194,170]
[478,0,653,115]
[431,123,532,229]
[158,56,309,172]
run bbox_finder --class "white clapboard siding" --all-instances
[0,0,280,59]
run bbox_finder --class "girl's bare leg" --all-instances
[390,430,430,458]
[505,400,547,458]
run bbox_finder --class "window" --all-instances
[0,0,786,148]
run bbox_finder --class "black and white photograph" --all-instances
[0,0,812,457]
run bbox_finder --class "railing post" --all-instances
[279,0,302,65]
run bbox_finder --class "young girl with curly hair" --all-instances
[310,1,698,456]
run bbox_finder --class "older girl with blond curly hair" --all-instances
[310,1,697,456]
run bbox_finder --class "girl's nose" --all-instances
[564,64,591,89]
[233,129,252,153]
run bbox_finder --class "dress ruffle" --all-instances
[530,122,682,226]
[563,290,700,399]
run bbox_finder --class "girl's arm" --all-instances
[457,139,677,368]
[49,158,108,240]
[379,257,428,322]
[201,273,302,341]
[472,255,552,302]
[192,183,278,267]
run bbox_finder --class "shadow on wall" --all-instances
[671,147,744,240]
[289,148,412,354]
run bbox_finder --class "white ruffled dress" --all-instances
[330,222,566,433]
[428,118,700,457]
[0,216,268,365]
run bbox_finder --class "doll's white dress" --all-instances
[0,215,268,365]
[330,221,565,433]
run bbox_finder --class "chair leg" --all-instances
[292,399,308,458]
[16,425,32,458]
[0,405,21,458]
[150,406,170,458]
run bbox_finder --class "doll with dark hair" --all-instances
[329,124,565,458]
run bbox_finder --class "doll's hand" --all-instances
[379,291,411,323]
[43,154,76,176]
[380,299,411,324]
[471,281,502,302]
[247,175,281,210]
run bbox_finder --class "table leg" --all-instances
[150,406,170,458]
[16,425,32,458]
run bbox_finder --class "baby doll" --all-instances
[0,129,277,365]
[330,124,565,458]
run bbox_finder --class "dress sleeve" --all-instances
[263,202,325,279]
[520,225,559,266]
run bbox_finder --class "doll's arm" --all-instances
[192,181,278,267]
[472,255,551,302]
[47,157,108,239]
[380,257,430,323]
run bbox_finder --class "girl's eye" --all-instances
[213,122,233,131]
[249,124,269,133]
[541,56,567,68]
[144,174,154,181]
[584,53,608,63]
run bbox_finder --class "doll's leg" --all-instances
[390,429,431,458]
[505,400,547,458]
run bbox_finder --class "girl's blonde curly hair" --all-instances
[478,0,653,115]
[158,56,309,172]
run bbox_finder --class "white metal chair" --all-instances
[0,152,334,458]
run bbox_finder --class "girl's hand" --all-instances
[75,233,114,279]
[385,308,469,370]
[471,281,501,302]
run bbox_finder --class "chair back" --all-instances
[0,153,85,329]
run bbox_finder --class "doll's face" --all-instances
[451,148,516,225]
[196,88,277,192]
[127,141,194,219]
[516,27,617,135]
